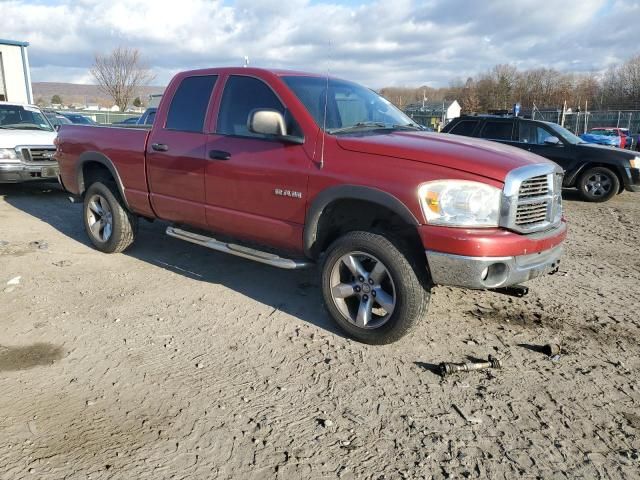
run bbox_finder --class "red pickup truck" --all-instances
[56,67,566,344]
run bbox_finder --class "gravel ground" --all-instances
[0,182,639,480]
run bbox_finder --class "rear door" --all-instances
[203,74,312,252]
[477,119,516,144]
[146,74,218,228]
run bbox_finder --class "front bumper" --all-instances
[624,167,640,192]
[426,244,563,289]
[0,163,59,183]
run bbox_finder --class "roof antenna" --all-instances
[243,56,249,68]
[319,42,331,170]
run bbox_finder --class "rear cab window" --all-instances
[479,121,514,141]
[165,75,218,132]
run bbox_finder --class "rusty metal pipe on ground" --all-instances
[439,355,502,377]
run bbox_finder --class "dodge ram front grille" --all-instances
[501,164,563,234]
[518,175,549,198]
[19,146,57,163]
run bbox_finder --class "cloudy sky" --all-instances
[2,0,638,88]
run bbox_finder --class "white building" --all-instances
[0,39,33,104]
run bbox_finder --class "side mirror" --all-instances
[248,109,286,136]
[544,136,561,146]
[54,124,61,131]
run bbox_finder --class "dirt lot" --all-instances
[0,182,639,479]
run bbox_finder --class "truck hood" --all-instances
[336,131,553,182]
[0,129,57,148]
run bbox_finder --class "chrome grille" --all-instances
[20,146,56,163]
[518,175,549,198]
[515,201,548,226]
[501,164,563,234]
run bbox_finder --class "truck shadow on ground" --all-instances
[0,343,65,372]
[1,183,343,339]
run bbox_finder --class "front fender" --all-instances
[303,185,419,258]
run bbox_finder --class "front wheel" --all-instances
[577,167,620,202]
[83,181,138,253]
[321,231,430,344]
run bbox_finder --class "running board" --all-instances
[166,226,313,270]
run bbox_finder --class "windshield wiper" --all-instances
[0,125,17,129]
[328,122,388,134]
[392,124,423,131]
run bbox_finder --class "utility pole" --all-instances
[584,100,588,133]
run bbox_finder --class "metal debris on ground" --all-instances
[439,355,502,377]
[544,343,562,356]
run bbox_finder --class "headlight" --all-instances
[630,157,640,169]
[0,148,20,163]
[418,180,501,227]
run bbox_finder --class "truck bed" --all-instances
[56,124,153,216]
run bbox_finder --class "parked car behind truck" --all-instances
[56,68,566,344]
[443,115,640,202]
[0,102,58,183]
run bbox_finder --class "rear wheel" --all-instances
[577,167,619,202]
[83,181,137,253]
[321,231,430,344]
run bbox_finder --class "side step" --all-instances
[166,226,313,270]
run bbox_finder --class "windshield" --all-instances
[44,112,72,127]
[283,76,419,134]
[588,129,616,136]
[546,122,585,144]
[0,105,54,131]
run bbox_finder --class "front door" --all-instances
[516,121,576,171]
[146,74,218,228]
[204,75,312,252]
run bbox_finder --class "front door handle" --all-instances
[209,150,231,161]
[151,143,169,152]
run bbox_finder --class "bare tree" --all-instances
[460,77,480,114]
[90,47,155,112]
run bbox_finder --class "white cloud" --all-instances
[2,0,638,87]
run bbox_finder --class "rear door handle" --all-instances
[209,150,231,161]
[151,143,169,152]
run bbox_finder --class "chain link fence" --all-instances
[531,110,640,135]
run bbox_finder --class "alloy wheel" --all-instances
[329,251,396,329]
[86,194,113,242]
[585,173,612,197]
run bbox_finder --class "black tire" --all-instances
[321,231,430,344]
[577,166,620,203]
[83,181,137,253]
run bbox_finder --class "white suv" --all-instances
[0,102,58,183]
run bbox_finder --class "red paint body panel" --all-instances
[55,125,155,217]
[419,220,567,257]
[336,131,556,182]
[56,66,566,262]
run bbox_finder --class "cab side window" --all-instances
[217,76,302,138]
[480,121,513,141]
[165,75,218,132]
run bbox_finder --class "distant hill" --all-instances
[32,82,165,108]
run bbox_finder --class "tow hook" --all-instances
[491,285,529,298]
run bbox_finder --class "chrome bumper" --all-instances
[426,244,563,289]
[0,163,59,183]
